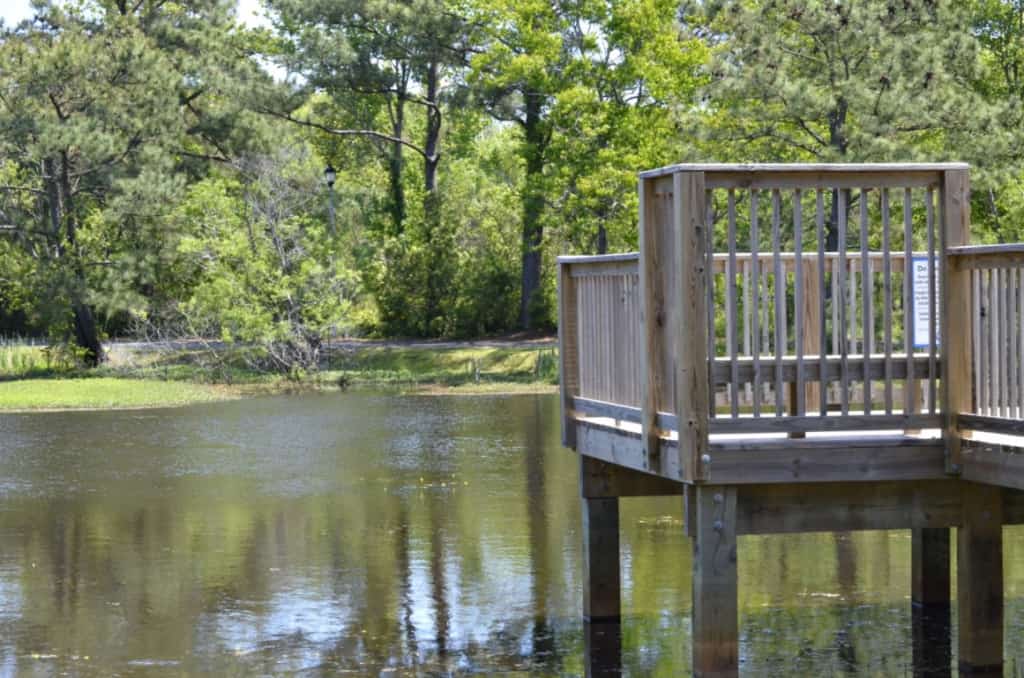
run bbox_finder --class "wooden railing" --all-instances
[559,163,983,481]
[952,244,1024,438]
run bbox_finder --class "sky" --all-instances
[0,0,269,27]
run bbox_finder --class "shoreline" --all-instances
[0,342,561,412]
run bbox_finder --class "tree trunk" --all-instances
[519,92,547,329]
[58,151,103,366]
[423,59,444,332]
[389,99,407,235]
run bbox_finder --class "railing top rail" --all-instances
[638,162,970,179]
[948,244,1024,257]
[557,253,640,265]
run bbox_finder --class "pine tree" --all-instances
[0,1,263,363]
[686,0,1011,244]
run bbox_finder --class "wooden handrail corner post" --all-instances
[941,169,971,474]
[675,171,711,482]
[639,176,666,474]
[558,260,580,449]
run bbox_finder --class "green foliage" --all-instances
[4,0,1024,363]
[688,0,1003,164]
[174,148,360,373]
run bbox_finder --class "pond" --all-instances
[1,391,1023,676]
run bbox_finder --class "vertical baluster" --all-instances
[772,190,785,416]
[750,191,761,417]
[882,189,894,414]
[973,269,982,416]
[861,190,872,414]
[990,269,999,416]
[1019,270,1024,418]
[903,189,916,418]
[743,258,752,408]
[1009,269,1018,418]
[1000,269,1010,417]
[869,257,876,355]
[727,191,739,418]
[817,190,828,416]
[838,190,849,415]
[832,252,840,358]
[850,262,858,358]
[706,193,716,417]
[926,188,937,414]
[794,189,806,417]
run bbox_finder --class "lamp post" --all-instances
[324,164,337,235]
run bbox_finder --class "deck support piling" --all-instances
[692,485,739,678]
[582,496,621,623]
[957,482,1004,676]
[584,621,623,678]
[911,528,951,677]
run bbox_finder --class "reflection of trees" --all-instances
[834,531,859,673]
[524,395,555,667]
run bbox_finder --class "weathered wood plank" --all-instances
[639,177,666,473]
[559,263,580,448]
[727,190,739,417]
[704,441,947,484]
[575,421,682,482]
[580,456,683,498]
[750,190,762,418]
[638,162,967,180]
[675,172,710,482]
[912,527,950,606]
[912,527,952,678]
[702,170,944,191]
[838,190,850,415]
[961,442,1024,491]
[942,169,971,471]
[817,191,829,416]
[736,481,962,535]
[957,481,1004,675]
[882,189,894,414]
[772,189,785,417]
[860,191,873,414]
[959,413,1024,436]
[794,190,807,418]
[573,396,942,434]
[927,187,938,415]
[692,485,738,677]
[582,496,621,623]
[904,188,917,427]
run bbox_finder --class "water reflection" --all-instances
[0,392,1022,674]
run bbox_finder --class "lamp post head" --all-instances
[324,164,337,188]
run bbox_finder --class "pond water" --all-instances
[1,391,1023,676]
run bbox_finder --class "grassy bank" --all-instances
[0,340,559,410]
[0,377,235,411]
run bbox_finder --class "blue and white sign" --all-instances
[912,257,937,349]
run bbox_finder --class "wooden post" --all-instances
[942,169,971,473]
[789,259,821,437]
[957,482,1003,675]
[582,496,621,623]
[911,528,951,677]
[692,485,738,677]
[584,621,622,678]
[639,177,667,473]
[559,262,580,449]
[675,171,710,482]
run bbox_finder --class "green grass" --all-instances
[0,377,235,411]
[0,340,560,410]
[325,345,560,389]
[0,343,73,378]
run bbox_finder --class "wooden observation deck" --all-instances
[558,164,1024,676]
